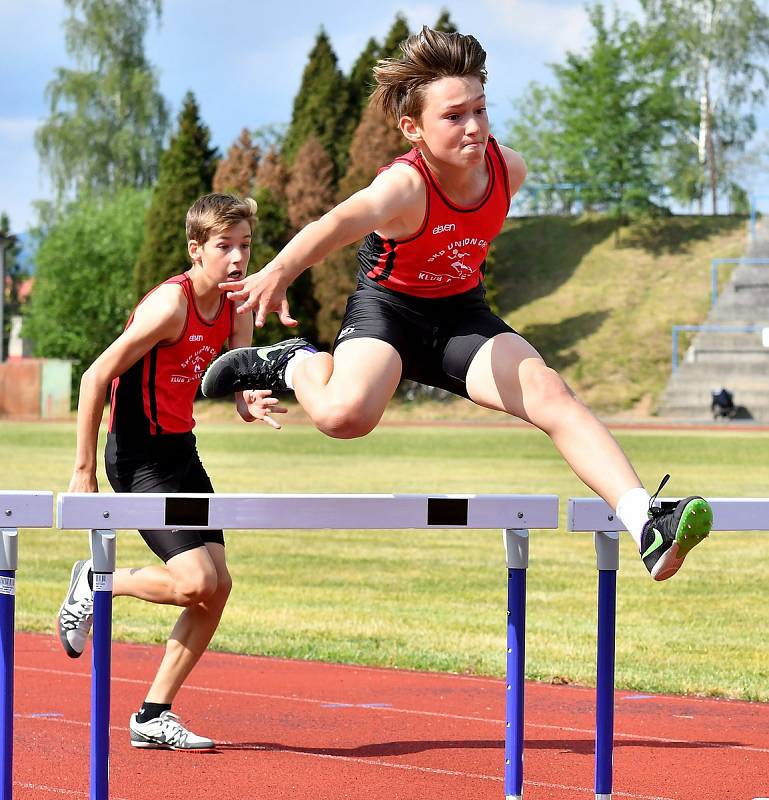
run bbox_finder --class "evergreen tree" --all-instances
[313,104,406,347]
[133,92,218,297]
[213,128,261,197]
[281,29,351,176]
[433,9,458,33]
[338,103,406,199]
[35,0,169,207]
[380,14,411,59]
[285,137,336,232]
[348,38,381,119]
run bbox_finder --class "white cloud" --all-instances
[476,0,642,57]
[0,117,40,142]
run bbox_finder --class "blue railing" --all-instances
[710,258,769,308]
[671,324,766,372]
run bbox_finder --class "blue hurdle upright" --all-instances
[0,491,54,800]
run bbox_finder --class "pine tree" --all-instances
[433,9,458,33]
[348,38,380,119]
[312,104,406,347]
[380,14,411,59]
[281,29,351,176]
[213,128,260,197]
[133,92,218,297]
[286,137,336,232]
[338,103,406,199]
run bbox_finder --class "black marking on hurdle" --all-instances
[164,497,210,527]
[427,498,468,526]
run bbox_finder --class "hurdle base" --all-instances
[596,794,612,799]
[506,795,523,800]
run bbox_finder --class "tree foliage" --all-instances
[35,0,168,207]
[1,213,24,358]
[639,0,769,213]
[281,30,352,176]
[213,128,261,197]
[23,189,150,390]
[285,137,336,232]
[133,92,218,298]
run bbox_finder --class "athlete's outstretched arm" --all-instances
[223,168,420,328]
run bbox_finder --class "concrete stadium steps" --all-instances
[656,219,769,421]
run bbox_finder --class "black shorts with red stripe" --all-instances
[105,431,224,562]
[332,279,516,399]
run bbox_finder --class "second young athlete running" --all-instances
[58,193,284,751]
[202,27,712,581]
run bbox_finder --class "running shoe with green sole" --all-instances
[640,475,713,581]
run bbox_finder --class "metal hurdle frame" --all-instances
[57,491,559,800]
[0,491,54,800]
[568,495,769,800]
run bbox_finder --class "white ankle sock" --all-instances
[283,348,317,390]
[615,487,651,548]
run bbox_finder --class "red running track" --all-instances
[11,632,769,799]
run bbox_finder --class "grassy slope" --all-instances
[491,215,746,413]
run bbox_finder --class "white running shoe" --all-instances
[129,711,215,750]
[57,559,94,658]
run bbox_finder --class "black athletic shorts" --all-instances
[332,278,516,399]
[105,431,224,563]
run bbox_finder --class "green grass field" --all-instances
[2,419,768,701]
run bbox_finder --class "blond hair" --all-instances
[185,193,258,246]
[370,26,487,124]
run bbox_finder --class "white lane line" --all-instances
[17,665,769,755]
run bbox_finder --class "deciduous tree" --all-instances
[35,0,168,207]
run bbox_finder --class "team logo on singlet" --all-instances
[171,345,218,383]
[420,237,489,284]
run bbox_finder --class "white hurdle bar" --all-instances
[567,495,769,800]
[57,492,559,800]
[0,491,54,800]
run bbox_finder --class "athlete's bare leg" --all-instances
[465,332,642,508]
[288,338,403,439]
[112,543,231,704]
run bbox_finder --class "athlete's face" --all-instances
[401,76,489,168]
[189,220,252,285]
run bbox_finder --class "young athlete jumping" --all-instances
[201,27,712,581]
[58,193,284,750]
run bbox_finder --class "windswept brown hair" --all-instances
[370,26,487,124]
[185,192,258,246]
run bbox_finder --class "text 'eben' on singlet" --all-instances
[357,135,511,299]
[109,273,234,437]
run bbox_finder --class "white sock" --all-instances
[283,348,317,390]
[615,487,651,549]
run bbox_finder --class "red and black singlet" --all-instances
[357,135,511,299]
[109,273,234,437]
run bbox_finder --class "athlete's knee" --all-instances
[313,400,380,439]
[522,363,574,409]
[175,568,219,606]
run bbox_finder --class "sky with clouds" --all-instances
[1,0,767,232]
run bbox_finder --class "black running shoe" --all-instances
[201,338,315,397]
[640,475,713,581]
